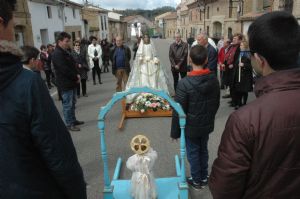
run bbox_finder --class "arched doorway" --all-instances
[213,21,222,39]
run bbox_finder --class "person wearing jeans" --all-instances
[171,45,220,190]
[62,88,77,127]
[186,135,209,184]
[52,32,84,131]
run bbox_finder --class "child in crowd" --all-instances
[171,45,220,190]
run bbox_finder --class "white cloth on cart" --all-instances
[126,148,158,199]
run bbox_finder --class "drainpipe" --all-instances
[57,0,66,31]
[252,0,257,13]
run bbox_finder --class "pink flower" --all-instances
[151,103,157,108]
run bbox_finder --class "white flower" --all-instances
[141,109,145,113]
[145,101,151,106]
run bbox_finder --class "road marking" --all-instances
[51,91,57,97]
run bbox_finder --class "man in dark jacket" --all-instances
[209,11,300,198]
[110,36,131,92]
[169,33,189,90]
[0,1,86,198]
[194,33,218,74]
[171,45,220,190]
[52,32,84,131]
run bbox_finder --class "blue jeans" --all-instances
[61,89,77,127]
[186,135,209,183]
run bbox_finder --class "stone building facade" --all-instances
[273,0,300,23]
[164,12,177,39]
[175,0,243,41]
[14,0,34,47]
[82,6,109,41]
[108,12,128,42]
[63,0,84,42]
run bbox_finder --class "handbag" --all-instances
[94,49,98,57]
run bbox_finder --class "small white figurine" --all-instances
[126,135,158,199]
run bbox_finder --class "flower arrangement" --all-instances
[130,93,171,113]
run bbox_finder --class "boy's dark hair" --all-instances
[248,11,300,70]
[40,45,46,51]
[190,45,208,66]
[47,44,53,48]
[56,32,71,43]
[21,46,40,65]
[0,0,16,27]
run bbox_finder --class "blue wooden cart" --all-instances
[98,87,189,199]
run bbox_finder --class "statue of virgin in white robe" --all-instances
[126,35,174,103]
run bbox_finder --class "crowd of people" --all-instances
[20,33,119,131]
[1,0,300,198]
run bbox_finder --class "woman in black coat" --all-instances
[234,40,253,109]
[72,40,89,97]
[100,39,111,73]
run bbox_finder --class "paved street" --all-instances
[52,39,254,199]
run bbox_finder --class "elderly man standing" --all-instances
[192,33,218,74]
[169,33,189,90]
[111,36,131,92]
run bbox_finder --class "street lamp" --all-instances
[198,0,206,34]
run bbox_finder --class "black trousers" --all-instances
[235,91,248,106]
[45,70,52,87]
[103,58,109,73]
[230,86,236,105]
[77,79,87,96]
[92,60,101,83]
[172,71,187,91]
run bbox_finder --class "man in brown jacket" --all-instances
[169,33,188,90]
[209,11,300,198]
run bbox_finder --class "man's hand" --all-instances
[175,65,180,70]
[172,138,179,143]
[229,64,234,69]
[239,63,244,67]
[76,75,81,83]
[78,64,82,68]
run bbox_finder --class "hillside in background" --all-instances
[113,6,176,20]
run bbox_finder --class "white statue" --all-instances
[126,34,174,103]
[126,135,157,199]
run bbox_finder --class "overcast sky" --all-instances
[72,0,180,10]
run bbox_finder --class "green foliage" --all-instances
[114,6,175,20]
